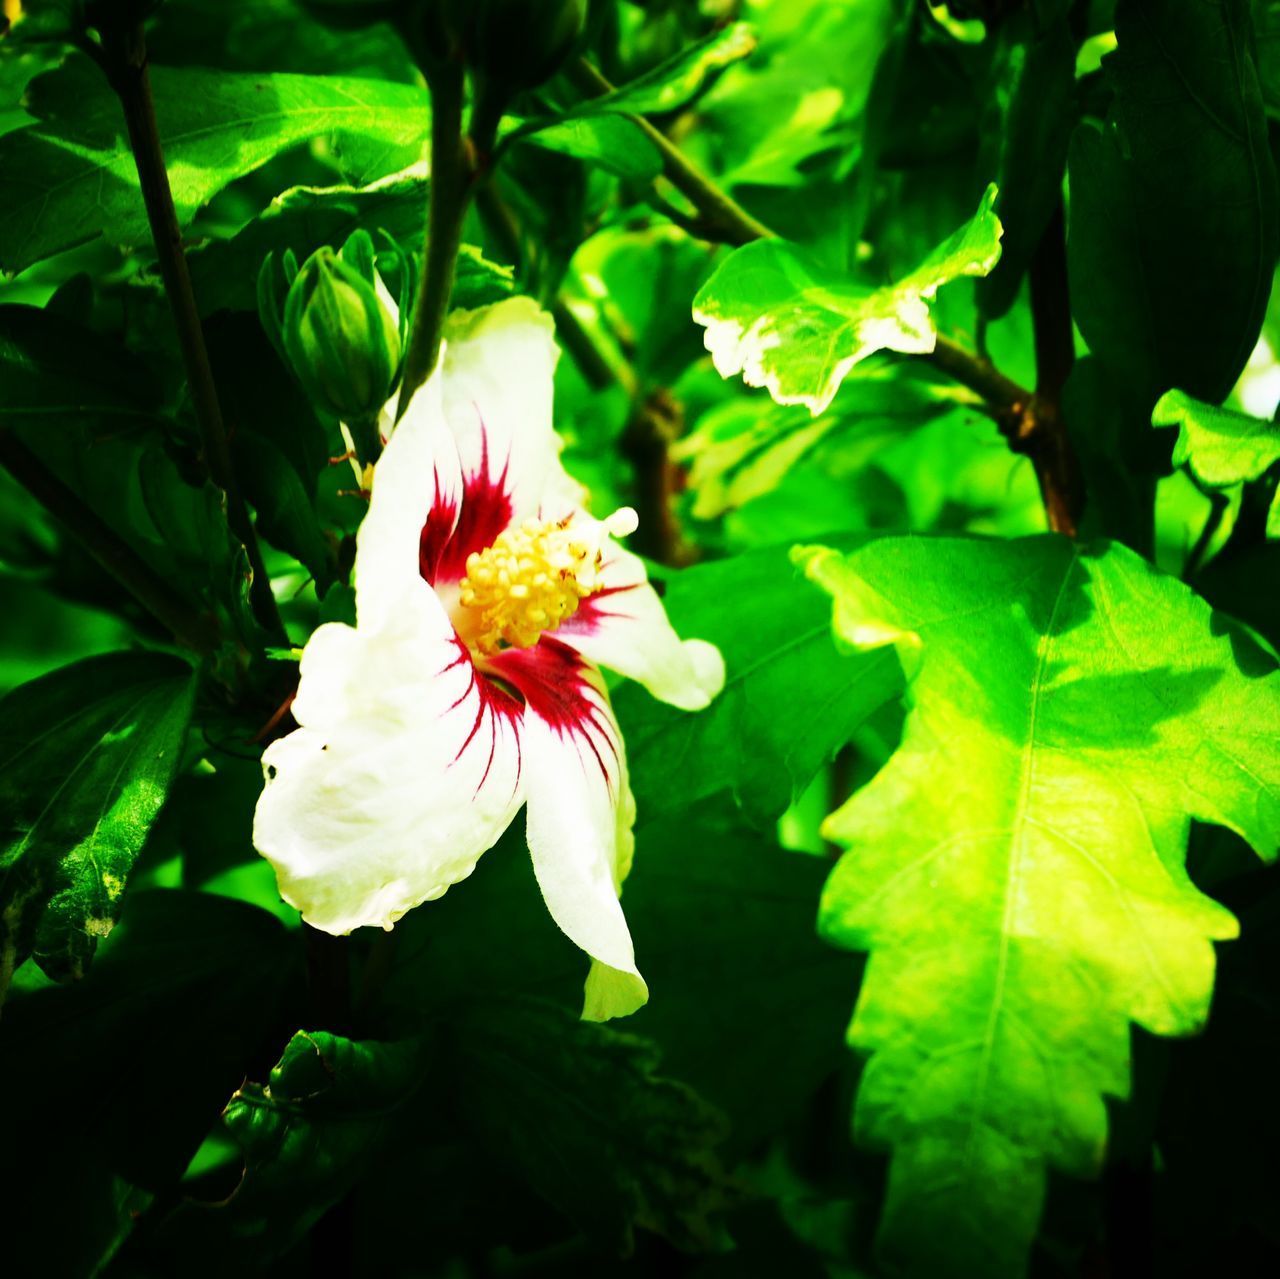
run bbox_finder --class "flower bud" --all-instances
[282,247,400,425]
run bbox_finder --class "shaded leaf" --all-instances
[0,652,196,997]
[450,998,732,1254]
[1068,0,1279,404]
[615,543,901,825]
[692,184,1002,414]
[799,534,1280,1278]
[520,112,663,180]
[0,889,300,1273]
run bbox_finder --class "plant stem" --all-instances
[567,58,772,246]
[399,59,471,412]
[0,432,219,655]
[93,23,284,637]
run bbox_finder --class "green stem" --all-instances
[93,23,284,637]
[399,59,472,413]
[567,58,772,246]
[0,431,219,655]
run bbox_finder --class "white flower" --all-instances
[253,297,724,1020]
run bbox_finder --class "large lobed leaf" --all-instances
[798,534,1280,1278]
[692,184,1002,415]
[0,652,196,1000]
[0,57,427,273]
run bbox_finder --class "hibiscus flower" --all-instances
[254,298,724,1020]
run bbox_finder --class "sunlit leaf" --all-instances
[692,184,1002,414]
[0,57,427,273]
[1153,389,1280,536]
[799,534,1280,1278]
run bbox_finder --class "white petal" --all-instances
[507,647,647,1020]
[441,297,585,523]
[555,532,726,711]
[254,612,525,934]
[355,366,464,631]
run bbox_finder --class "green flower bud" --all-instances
[282,247,401,426]
[467,0,587,94]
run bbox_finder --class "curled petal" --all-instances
[554,530,726,711]
[493,639,648,1020]
[254,615,524,934]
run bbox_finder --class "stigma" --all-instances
[458,508,638,655]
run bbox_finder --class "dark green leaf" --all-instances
[0,889,301,1275]
[976,13,1076,319]
[1068,0,1279,404]
[0,652,196,996]
[450,998,732,1253]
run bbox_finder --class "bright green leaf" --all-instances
[615,543,902,825]
[1154,389,1280,535]
[0,652,196,998]
[799,534,1280,1278]
[692,184,1002,414]
[0,58,428,273]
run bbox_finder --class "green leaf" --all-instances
[798,534,1280,1277]
[189,166,430,315]
[1153,389,1280,535]
[0,889,302,1274]
[976,12,1075,319]
[220,1030,433,1255]
[674,363,971,519]
[0,652,196,998]
[615,544,902,825]
[0,57,428,273]
[693,184,1003,415]
[0,303,165,432]
[1068,0,1279,404]
[519,112,663,181]
[233,432,335,587]
[450,999,732,1253]
[0,44,63,141]
[572,23,757,118]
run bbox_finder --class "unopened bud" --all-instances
[282,247,400,425]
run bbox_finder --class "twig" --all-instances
[89,22,285,636]
[0,432,219,655]
[399,58,473,410]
